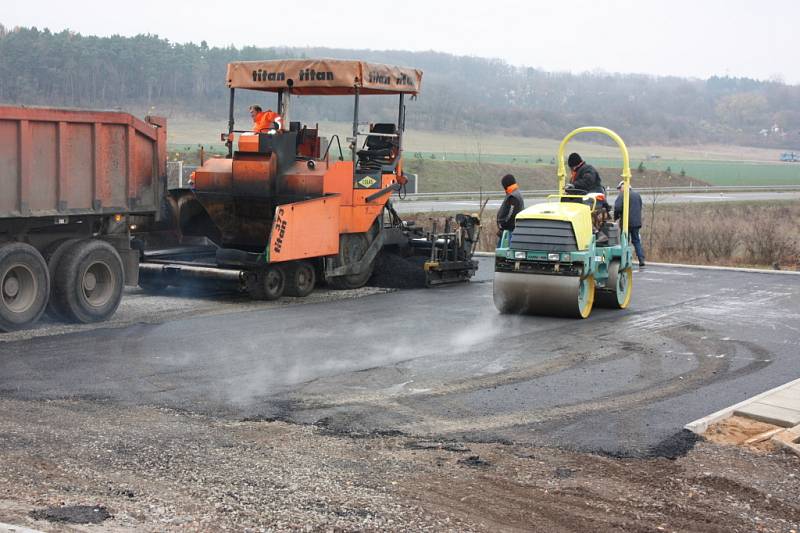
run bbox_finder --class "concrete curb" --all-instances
[647,261,800,276]
[472,253,799,276]
[684,377,800,435]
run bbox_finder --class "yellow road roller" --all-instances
[493,127,634,318]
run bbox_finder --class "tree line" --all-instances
[1,24,799,147]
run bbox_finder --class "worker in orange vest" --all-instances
[249,105,283,133]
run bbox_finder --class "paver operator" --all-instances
[249,105,283,133]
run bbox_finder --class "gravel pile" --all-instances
[369,251,428,289]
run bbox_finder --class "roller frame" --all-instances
[493,126,635,318]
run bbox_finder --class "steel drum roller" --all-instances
[493,272,595,318]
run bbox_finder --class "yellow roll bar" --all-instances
[556,126,632,236]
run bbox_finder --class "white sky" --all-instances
[5,0,798,83]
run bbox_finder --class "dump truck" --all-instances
[0,106,166,331]
[0,60,480,331]
[493,127,634,318]
[136,59,480,297]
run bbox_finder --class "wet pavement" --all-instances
[0,258,798,457]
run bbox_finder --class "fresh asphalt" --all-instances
[1,258,798,457]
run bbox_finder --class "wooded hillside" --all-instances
[2,25,799,147]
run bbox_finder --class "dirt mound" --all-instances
[647,429,702,459]
[368,251,427,289]
[703,415,782,453]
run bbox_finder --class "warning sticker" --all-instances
[358,176,377,188]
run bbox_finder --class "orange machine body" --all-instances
[191,133,396,262]
[189,58,421,266]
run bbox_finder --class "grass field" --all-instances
[403,160,706,192]
[407,154,800,187]
[406,200,800,270]
[166,118,800,187]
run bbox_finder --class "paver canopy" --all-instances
[226,59,422,95]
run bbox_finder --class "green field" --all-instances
[407,153,800,186]
[403,159,706,193]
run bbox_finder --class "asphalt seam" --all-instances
[646,261,800,276]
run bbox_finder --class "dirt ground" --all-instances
[703,415,785,454]
[1,398,798,532]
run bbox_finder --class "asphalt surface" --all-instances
[393,190,800,213]
[1,258,798,458]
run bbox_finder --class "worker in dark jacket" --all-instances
[614,181,646,268]
[567,153,604,193]
[496,174,524,243]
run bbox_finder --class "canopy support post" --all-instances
[227,88,235,158]
[352,86,360,178]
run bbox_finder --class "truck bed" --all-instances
[0,106,166,218]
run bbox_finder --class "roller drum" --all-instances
[493,272,594,318]
[594,260,632,309]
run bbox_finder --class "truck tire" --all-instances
[329,232,375,290]
[53,239,124,323]
[284,261,316,297]
[43,238,82,320]
[0,242,50,332]
[247,266,285,301]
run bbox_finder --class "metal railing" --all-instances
[166,162,197,188]
[397,184,800,200]
[166,161,800,198]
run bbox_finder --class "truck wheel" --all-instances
[284,261,316,297]
[53,239,124,323]
[329,233,374,290]
[247,266,285,301]
[43,238,82,320]
[0,243,50,332]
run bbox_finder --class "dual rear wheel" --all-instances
[0,243,49,332]
[0,239,124,332]
[52,239,124,323]
[247,260,317,300]
[247,229,375,300]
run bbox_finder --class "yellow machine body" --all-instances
[515,201,594,251]
[494,126,635,318]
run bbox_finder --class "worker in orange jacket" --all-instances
[249,105,283,133]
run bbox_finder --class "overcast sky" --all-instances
[5,0,798,83]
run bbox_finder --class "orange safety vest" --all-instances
[253,110,283,133]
